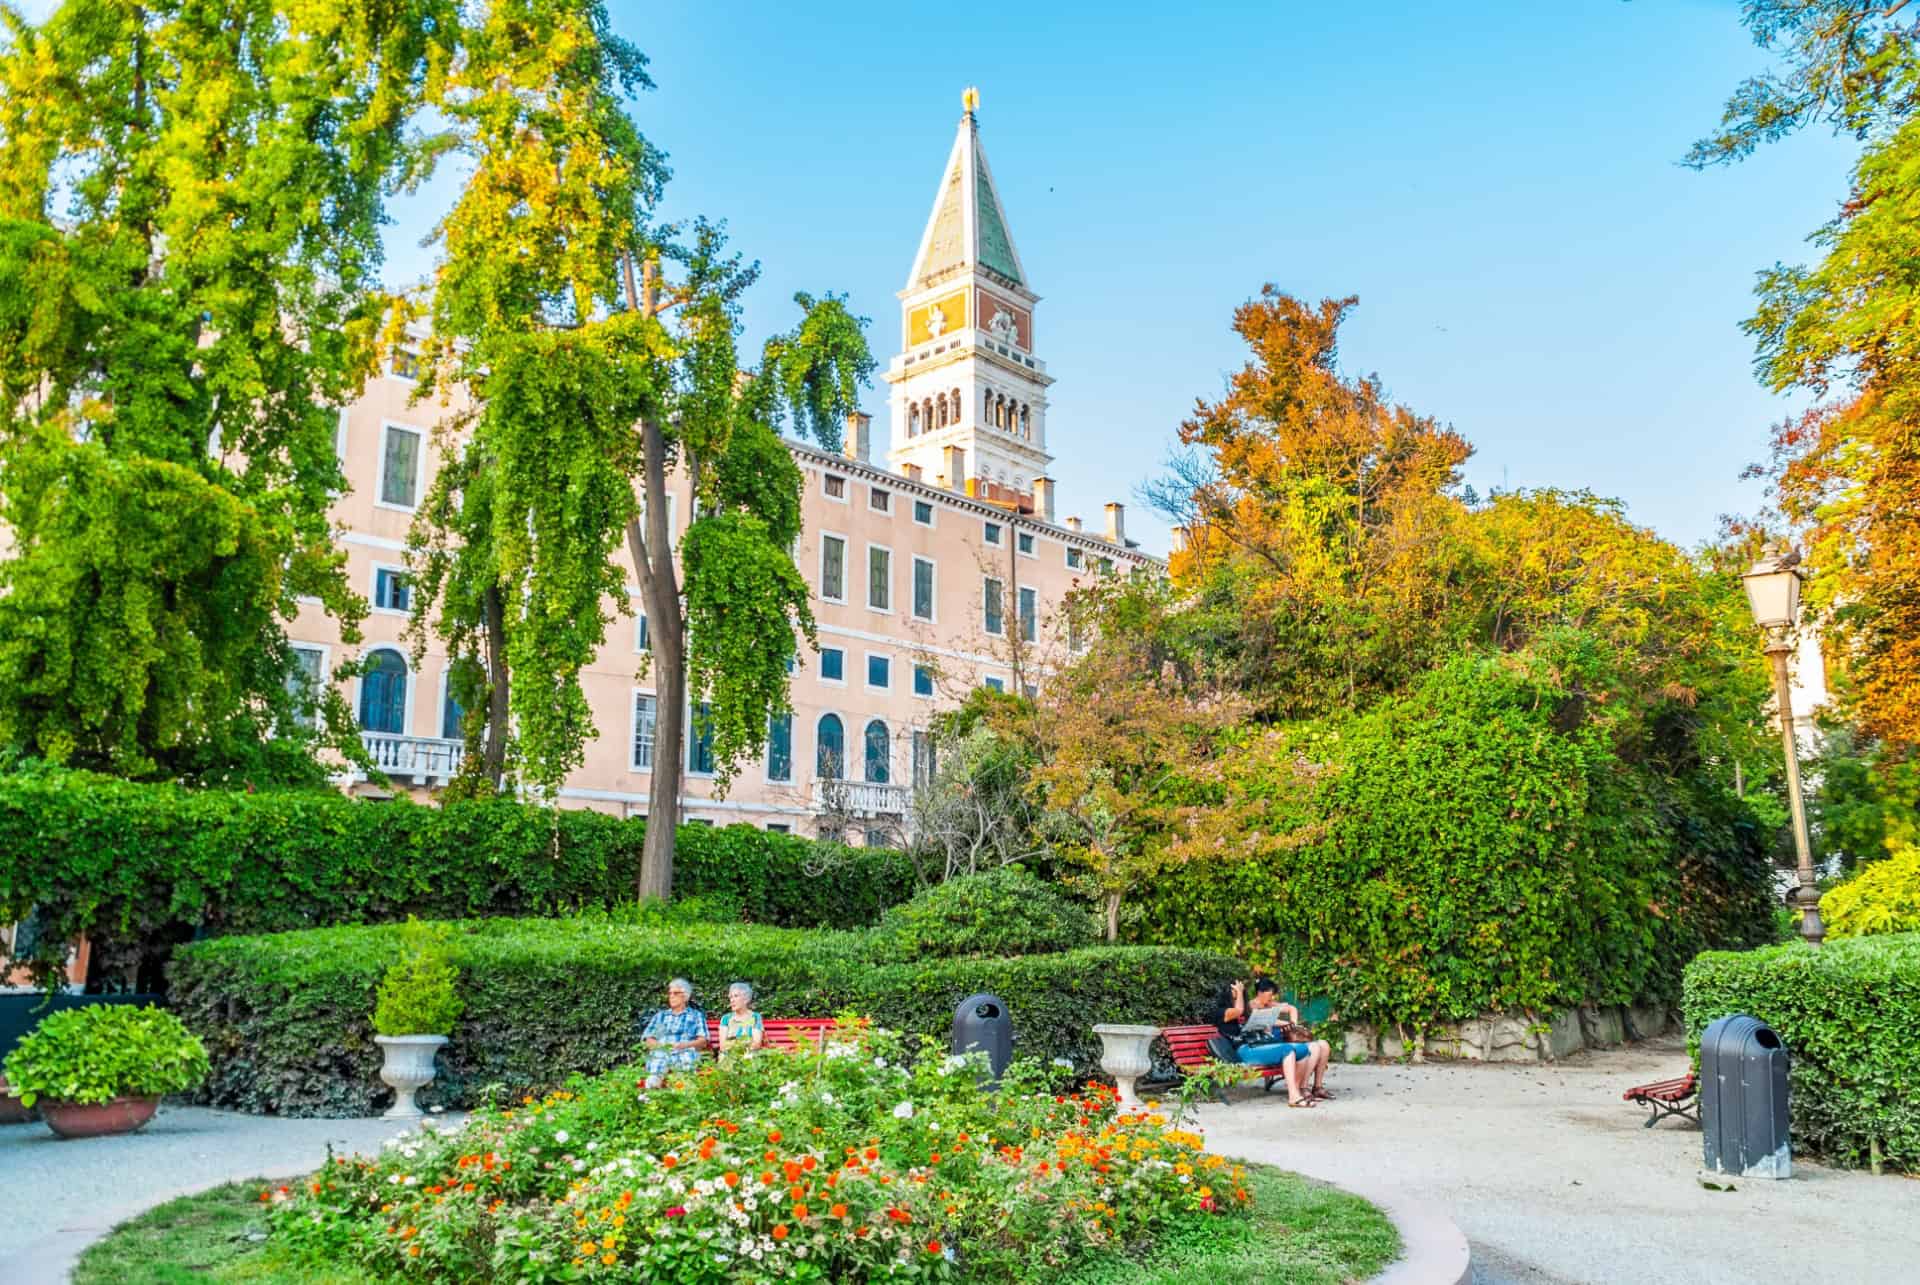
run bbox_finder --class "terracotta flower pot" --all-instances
[0,1078,35,1125]
[40,1094,160,1139]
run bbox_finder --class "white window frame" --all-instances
[370,562,412,616]
[374,420,425,512]
[629,690,658,772]
[1019,585,1039,642]
[764,710,796,784]
[983,674,1008,694]
[1066,545,1083,570]
[813,707,849,782]
[868,486,892,513]
[288,642,331,728]
[333,407,350,466]
[634,610,650,653]
[982,575,1005,636]
[822,472,849,503]
[912,498,936,528]
[912,662,936,700]
[983,520,1003,546]
[434,663,467,742]
[865,650,892,692]
[388,349,422,383]
[819,532,849,604]
[911,555,937,623]
[818,644,848,687]
[1017,530,1037,558]
[355,645,415,736]
[865,541,893,615]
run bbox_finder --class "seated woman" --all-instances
[1250,977,1334,1101]
[716,981,765,1054]
[1210,977,1315,1108]
[637,977,707,1089]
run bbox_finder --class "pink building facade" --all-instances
[290,93,1158,837]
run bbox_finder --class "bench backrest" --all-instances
[705,1016,839,1052]
[1162,1024,1219,1068]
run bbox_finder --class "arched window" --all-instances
[937,395,948,429]
[1021,404,1032,438]
[864,719,891,784]
[983,387,993,420]
[816,713,844,780]
[992,394,1003,428]
[923,398,934,431]
[951,388,962,423]
[908,403,920,436]
[359,649,407,734]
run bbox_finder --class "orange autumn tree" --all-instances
[1147,289,1475,718]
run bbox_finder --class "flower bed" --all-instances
[260,1024,1254,1282]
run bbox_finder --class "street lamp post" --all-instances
[1741,547,1823,946]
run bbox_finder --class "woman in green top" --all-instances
[718,981,765,1053]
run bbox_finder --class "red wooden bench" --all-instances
[704,1016,839,1053]
[1162,1024,1288,1105]
[1623,1071,1699,1128]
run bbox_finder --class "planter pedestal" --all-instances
[375,1035,449,1118]
[41,1095,159,1139]
[1092,1023,1162,1109]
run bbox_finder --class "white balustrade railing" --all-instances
[359,732,465,784]
[810,779,912,816]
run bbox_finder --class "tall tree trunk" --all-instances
[1104,891,1122,943]
[630,253,682,903]
[481,582,511,790]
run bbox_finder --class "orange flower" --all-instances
[864,1147,879,1161]
[927,1240,943,1255]
[764,1148,778,1162]
[772,1224,790,1241]
[408,1246,421,1258]
[801,1155,817,1171]
[830,1203,849,1219]
[760,1171,776,1186]
[885,1207,913,1224]
[783,1161,803,1183]
[662,1154,678,1169]
[929,1152,941,1164]
[699,1138,716,1160]
[768,1129,783,1144]
[722,1171,740,1188]
[793,1202,810,1219]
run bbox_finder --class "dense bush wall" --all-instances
[0,770,917,988]
[1128,657,1777,1030]
[167,918,1238,1116]
[1684,933,1920,1172]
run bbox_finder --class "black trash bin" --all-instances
[1700,1014,1791,1179]
[951,993,1013,1086]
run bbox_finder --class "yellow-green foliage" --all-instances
[1823,847,1920,939]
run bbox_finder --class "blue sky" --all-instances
[40,0,1859,554]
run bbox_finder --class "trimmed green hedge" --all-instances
[869,867,1097,961]
[1683,933,1920,1172]
[0,768,917,989]
[167,917,1238,1116]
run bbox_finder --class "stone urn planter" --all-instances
[1092,1023,1161,1109]
[41,1094,160,1139]
[376,1035,448,1118]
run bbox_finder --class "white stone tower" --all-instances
[884,88,1055,512]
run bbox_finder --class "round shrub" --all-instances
[1822,846,1920,939]
[870,868,1097,962]
[3,1004,209,1108]
[373,920,464,1037]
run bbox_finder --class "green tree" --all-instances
[404,0,872,896]
[1697,4,1920,758]
[0,0,451,780]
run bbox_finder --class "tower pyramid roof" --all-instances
[905,88,1028,293]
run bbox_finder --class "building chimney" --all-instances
[1032,477,1056,523]
[943,445,966,493]
[1104,502,1126,544]
[844,412,872,464]
[1065,516,1082,532]
[904,463,923,483]
[1170,524,1189,553]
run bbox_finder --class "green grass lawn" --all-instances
[75,1164,1399,1285]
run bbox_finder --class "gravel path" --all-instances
[1186,1036,1920,1285]
[0,1105,452,1281]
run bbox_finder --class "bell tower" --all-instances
[884,89,1054,509]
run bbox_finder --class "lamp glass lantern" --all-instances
[1742,556,1802,634]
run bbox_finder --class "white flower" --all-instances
[572,1160,586,1172]
[881,1227,895,1241]
[875,1057,888,1068]
[751,1249,764,1261]
[387,1174,401,1185]
[821,1092,835,1104]
[403,1176,418,1187]
[795,1246,809,1259]
[927,1121,939,1132]
[768,1189,785,1204]
[1051,1058,1074,1069]
[1178,1174,1191,1184]
[586,1141,600,1152]
[554,1130,569,1144]
[744,1197,759,1212]
[892,1101,914,1119]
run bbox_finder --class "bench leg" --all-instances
[1640,1097,1699,1129]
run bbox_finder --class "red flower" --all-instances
[664,1206,687,1218]
[927,1240,943,1255]
[885,1207,913,1224]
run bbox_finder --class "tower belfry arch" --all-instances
[884,89,1054,511]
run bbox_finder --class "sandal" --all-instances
[1311,1088,1335,1100]
[1287,1098,1316,1109]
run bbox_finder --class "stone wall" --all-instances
[1340,1000,1675,1063]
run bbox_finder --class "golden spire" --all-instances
[962,86,979,117]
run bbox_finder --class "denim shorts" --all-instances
[1237,1040,1314,1067]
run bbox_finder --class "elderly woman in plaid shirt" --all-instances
[638,977,707,1088]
